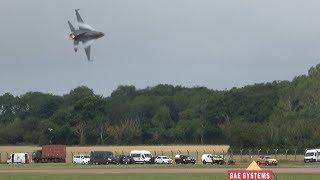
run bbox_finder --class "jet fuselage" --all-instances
[69,31,104,41]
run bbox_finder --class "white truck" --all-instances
[201,154,225,165]
[304,149,320,163]
[7,153,29,164]
[202,154,213,164]
[129,150,153,164]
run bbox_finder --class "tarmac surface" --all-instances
[0,167,320,174]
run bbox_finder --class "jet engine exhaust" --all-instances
[69,33,76,40]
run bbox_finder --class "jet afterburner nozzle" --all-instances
[69,33,76,40]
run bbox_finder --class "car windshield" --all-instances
[144,154,152,158]
[131,154,141,157]
[306,152,315,156]
[84,155,90,158]
[162,156,168,159]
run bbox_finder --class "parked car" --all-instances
[73,154,90,164]
[7,153,29,164]
[130,150,153,164]
[174,154,196,164]
[89,151,114,164]
[155,156,173,164]
[115,155,134,164]
[256,155,278,166]
[304,149,320,163]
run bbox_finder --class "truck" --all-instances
[7,153,29,164]
[304,149,320,163]
[32,144,66,163]
[202,154,225,165]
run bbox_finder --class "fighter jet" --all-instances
[68,9,104,61]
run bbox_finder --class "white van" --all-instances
[304,149,320,163]
[201,154,213,164]
[129,150,153,163]
[73,154,90,164]
[7,153,29,164]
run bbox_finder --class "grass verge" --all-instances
[1,173,320,180]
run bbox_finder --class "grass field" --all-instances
[1,173,320,180]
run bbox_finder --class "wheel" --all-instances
[257,161,260,165]
[203,160,206,164]
[266,162,269,166]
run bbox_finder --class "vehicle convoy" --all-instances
[304,149,320,163]
[7,153,29,164]
[174,154,196,164]
[256,155,278,166]
[130,150,154,164]
[155,156,173,164]
[32,145,66,163]
[89,151,114,164]
[73,154,90,164]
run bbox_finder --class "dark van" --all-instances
[89,151,114,164]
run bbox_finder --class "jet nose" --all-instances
[100,32,105,37]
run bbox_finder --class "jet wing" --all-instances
[82,39,95,61]
[75,9,95,31]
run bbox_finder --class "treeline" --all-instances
[1,64,320,149]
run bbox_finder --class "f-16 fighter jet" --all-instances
[68,9,104,61]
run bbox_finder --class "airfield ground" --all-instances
[2,173,320,180]
[1,164,320,180]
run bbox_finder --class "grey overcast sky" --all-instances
[0,0,319,96]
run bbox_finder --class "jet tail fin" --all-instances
[68,21,76,32]
[75,9,84,23]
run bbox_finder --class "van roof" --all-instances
[306,149,320,152]
[130,150,151,154]
[11,153,28,155]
